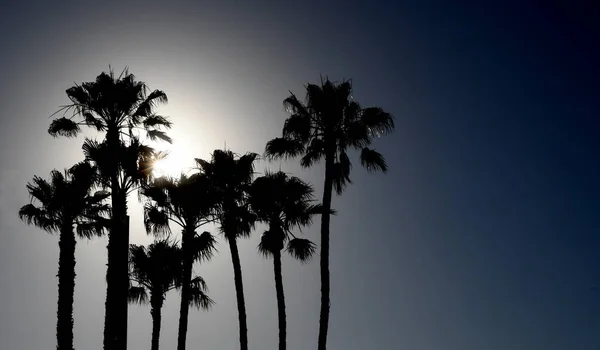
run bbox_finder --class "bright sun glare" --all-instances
[152,146,193,179]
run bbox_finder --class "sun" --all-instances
[151,146,194,179]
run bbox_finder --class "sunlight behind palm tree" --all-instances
[152,143,195,178]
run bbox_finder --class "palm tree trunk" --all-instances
[273,250,286,350]
[228,238,248,350]
[57,221,76,350]
[104,182,129,350]
[176,229,194,350]
[150,293,164,350]
[317,152,335,350]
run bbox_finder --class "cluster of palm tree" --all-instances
[19,69,394,350]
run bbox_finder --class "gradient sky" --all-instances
[0,1,598,349]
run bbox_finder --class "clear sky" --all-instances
[0,1,598,349]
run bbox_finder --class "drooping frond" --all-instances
[361,107,395,136]
[286,238,317,263]
[18,204,59,232]
[48,117,81,138]
[257,230,282,257]
[143,205,171,236]
[75,221,106,239]
[264,138,306,160]
[300,138,325,167]
[332,151,352,194]
[143,114,172,129]
[188,276,215,310]
[146,129,173,144]
[360,147,388,173]
[128,286,149,305]
[191,231,217,263]
[283,113,311,142]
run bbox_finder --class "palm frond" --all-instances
[257,230,281,257]
[18,204,59,232]
[191,231,217,262]
[283,113,311,142]
[75,221,105,239]
[143,114,172,129]
[48,117,81,138]
[147,129,173,143]
[360,147,388,173]
[264,137,305,160]
[188,278,215,310]
[286,238,317,263]
[361,107,395,136]
[143,205,171,236]
[128,286,149,305]
[332,151,352,194]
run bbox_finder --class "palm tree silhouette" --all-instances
[195,149,258,350]
[48,68,172,350]
[19,162,109,350]
[248,171,319,350]
[141,174,217,350]
[128,240,214,350]
[265,78,394,350]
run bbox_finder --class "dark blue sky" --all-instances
[0,1,598,349]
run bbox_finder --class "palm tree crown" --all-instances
[195,150,258,241]
[249,171,318,260]
[265,78,394,193]
[19,161,110,235]
[48,68,172,143]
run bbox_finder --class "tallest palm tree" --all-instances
[48,68,172,350]
[265,78,394,350]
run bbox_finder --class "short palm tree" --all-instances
[48,68,172,350]
[128,240,214,350]
[248,171,319,350]
[19,162,109,350]
[141,174,217,350]
[195,149,258,350]
[265,78,395,350]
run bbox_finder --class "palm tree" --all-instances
[248,171,319,350]
[19,162,109,350]
[48,68,172,350]
[128,240,214,350]
[195,149,258,350]
[141,174,217,350]
[265,79,395,350]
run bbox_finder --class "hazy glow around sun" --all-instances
[152,143,196,179]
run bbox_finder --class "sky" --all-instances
[0,1,599,349]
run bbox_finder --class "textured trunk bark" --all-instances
[317,151,334,350]
[273,250,286,350]
[57,221,76,350]
[229,239,248,350]
[176,228,194,350]
[150,293,164,350]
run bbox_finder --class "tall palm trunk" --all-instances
[104,130,130,350]
[317,151,335,350]
[57,221,76,350]
[273,250,286,350]
[150,292,164,350]
[104,182,129,350]
[177,229,194,350]
[228,238,248,350]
